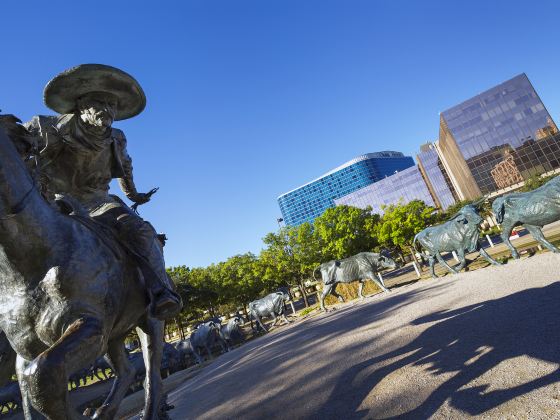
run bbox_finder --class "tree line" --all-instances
[167,200,452,324]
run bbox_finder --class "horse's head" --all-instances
[0,115,37,156]
[0,115,39,175]
[0,116,40,220]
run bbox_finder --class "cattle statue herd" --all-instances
[412,176,560,277]
[314,175,560,308]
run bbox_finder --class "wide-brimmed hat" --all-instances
[44,64,146,120]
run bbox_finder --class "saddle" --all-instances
[53,194,157,287]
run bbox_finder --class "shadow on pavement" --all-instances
[316,281,560,419]
[168,283,454,418]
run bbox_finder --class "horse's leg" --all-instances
[367,271,389,292]
[15,356,42,420]
[428,255,438,278]
[92,339,136,420]
[137,317,165,420]
[435,252,458,274]
[479,245,501,265]
[525,224,560,254]
[18,317,104,419]
[500,221,519,259]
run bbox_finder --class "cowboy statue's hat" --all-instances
[44,64,146,121]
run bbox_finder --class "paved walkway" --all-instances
[161,252,560,419]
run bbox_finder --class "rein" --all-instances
[0,185,35,221]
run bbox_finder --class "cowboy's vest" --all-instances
[25,115,129,209]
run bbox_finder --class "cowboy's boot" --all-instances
[121,215,183,320]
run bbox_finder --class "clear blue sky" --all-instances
[2,1,560,268]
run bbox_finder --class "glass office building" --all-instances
[438,73,560,199]
[417,143,458,210]
[278,152,415,225]
[334,165,436,214]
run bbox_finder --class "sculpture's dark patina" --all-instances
[492,176,560,259]
[25,64,181,320]
[314,252,397,311]
[0,64,181,419]
[249,292,291,332]
[413,203,500,278]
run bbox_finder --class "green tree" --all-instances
[313,205,380,260]
[261,222,322,307]
[438,199,475,221]
[520,174,554,192]
[167,265,220,338]
[217,253,272,317]
[375,200,436,259]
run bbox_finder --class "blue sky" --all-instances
[2,1,560,268]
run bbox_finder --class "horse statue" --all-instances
[0,119,166,419]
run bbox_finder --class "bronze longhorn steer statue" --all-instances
[492,175,560,259]
[413,203,500,278]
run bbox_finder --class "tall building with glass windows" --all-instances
[438,73,560,199]
[277,152,415,225]
[334,165,436,214]
[416,143,458,209]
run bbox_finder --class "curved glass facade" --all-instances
[334,165,435,215]
[278,152,414,225]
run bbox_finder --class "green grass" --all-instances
[67,368,113,391]
[299,305,318,316]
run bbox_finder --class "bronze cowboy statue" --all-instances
[25,64,181,320]
[0,64,182,419]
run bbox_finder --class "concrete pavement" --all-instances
[161,252,560,419]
